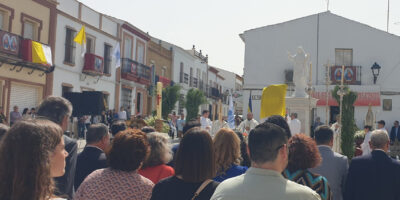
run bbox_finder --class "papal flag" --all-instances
[74,25,86,57]
[259,84,287,119]
[31,41,52,66]
[112,42,121,68]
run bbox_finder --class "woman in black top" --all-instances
[151,128,219,200]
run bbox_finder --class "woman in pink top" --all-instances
[139,132,175,183]
[74,129,154,200]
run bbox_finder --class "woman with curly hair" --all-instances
[213,128,248,182]
[0,119,68,200]
[139,132,175,184]
[282,134,332,200]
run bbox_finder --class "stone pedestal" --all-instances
[286,97,318,136]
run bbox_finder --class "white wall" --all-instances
[241,12,400,128]
[54,10,119,109]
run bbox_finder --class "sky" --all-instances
[79,0,400,75]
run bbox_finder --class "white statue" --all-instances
[288,47,309,97]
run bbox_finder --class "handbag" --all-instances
[191,179,213,200]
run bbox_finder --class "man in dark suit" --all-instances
[310,125,348,200]
[390,120,400,144]
[37,96,78,199]
[74,123,109,189]
[344,130,400,200]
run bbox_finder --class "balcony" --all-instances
[82,53,104,76]
[330,66,361,85]
[0,30,54,73]
[121,58,152,85]
[155,75,171,87]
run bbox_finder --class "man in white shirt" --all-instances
[211,122,320,200]
[377,120,388,134]
[200,110,212,132]
[238,112,259,134]
[361,125,373,156]
[118,106,127,120]
[288,113,301,135]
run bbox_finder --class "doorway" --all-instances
[330,106,340,124]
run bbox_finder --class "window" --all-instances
[0,12,3,30]
[180,62,184,83]
[61,85,73,98]
[136,92,141,114]
[184,73,189,84]
[104,44,112,74]
[86,36,95,54]
[335,49,353,66]
[161,67,166,77]
[136,41,145,64]
[189,67,193,87]
[23,21,35,40]
[64,28,76,64]
[124,37,132,59]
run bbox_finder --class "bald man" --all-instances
[238,112,259,134]
[344,130,400,200]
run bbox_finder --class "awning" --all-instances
[311,91,381,106]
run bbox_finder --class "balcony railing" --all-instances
[0,30,54,73]
[330,66,361,85]
[155,75,171,87]
[121,58,152,85]
[82,53,104,76]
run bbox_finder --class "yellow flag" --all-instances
[74,26,86,57]
[259,84,287,119]
[74,25,86,45]
[32,41,52,66]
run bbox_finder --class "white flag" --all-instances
[228,92,235,129]
[112,42,121,68]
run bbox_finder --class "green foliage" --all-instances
[332,85,358,159]
[162,85,181,119]
[144,116,170,133]
[185,88,207,121]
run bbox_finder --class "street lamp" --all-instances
[371,62,381,84]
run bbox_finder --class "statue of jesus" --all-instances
[288,47,309,98]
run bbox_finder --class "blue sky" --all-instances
[79,0,400,75]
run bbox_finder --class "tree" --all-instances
[332,85,358,159]
[162,85,181,119]
[185,88,207,121]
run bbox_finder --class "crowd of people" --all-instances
[0,96,400,200]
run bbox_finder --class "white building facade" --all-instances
[54,0,119,110]
[214,67,244,115]
[241,11,400,130]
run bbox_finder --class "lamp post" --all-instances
[371,62,381,84]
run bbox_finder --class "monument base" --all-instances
[286,97,318,136]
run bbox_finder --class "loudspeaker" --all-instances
[82,91,105,115]
[64,92,83,117]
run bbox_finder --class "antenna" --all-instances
[387,0,390,32]
[326,0,330,11]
